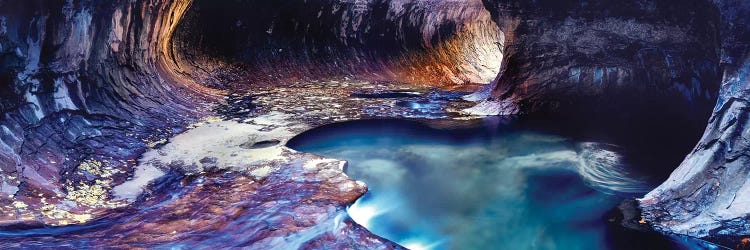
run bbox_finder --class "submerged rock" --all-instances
[242,140,281,149]
[351,90,422,99]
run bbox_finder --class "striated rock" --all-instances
[0,0,499,218]
[479,0,720,122]
[0,0,213,226]
[462,99,518,116]
[1,0,749,247]
[476,0,750,242]
[170,0,504,88]
[640,0,750,240]
[0,157,401,249]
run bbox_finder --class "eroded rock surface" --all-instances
[478,0,720,121]
[474,0,750,243]
[0,0,211,227]
[1,0,750,248]
[2,155,401,249]
[640,0,750,241]
[0,0,495,247]
[1,69,473,248]
[170,0,503,88]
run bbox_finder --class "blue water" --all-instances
[288,118,720,250]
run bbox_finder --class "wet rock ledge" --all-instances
[0,0,489,246]
[1,0,750,248]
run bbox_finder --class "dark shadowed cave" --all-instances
[0,0,749,249]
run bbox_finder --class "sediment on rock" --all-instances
[0,0,501,244]
[0,0,212,225]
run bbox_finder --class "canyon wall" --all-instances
[640,0,750,239]
[170,0,503,89]
[0,0,210,224]
[478,0,749,241]
[477,0,720,120]
[0,0,503,228]
[0,0,748,244]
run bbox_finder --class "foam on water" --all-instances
[289,119,709,250]
[577,143,650,194]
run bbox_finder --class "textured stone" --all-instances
[1,0,750,248]
[0,0,215,227]
[475,0,750,242]
[479,0,720,121]
[170,0,503,89]
[640,0,750,241]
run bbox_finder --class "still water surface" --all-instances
[288,118,718,250]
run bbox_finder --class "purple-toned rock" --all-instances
[640,0,750,241]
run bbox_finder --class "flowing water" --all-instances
[0,117,721,249]
[288,118,720,250]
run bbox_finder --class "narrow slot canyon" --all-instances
[0,0,748,249]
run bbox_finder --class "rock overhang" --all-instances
[0,0,748,248]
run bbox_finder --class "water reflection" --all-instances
[289,119,709,250]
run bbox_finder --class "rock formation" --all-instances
[479,0,750,242]
[0,0,504,222]
[0,0,214,224]
[0,0,497,247]
[640,0,750,239]
[0,0,748,247]
[479,0,720,119]
[170,0,503,89]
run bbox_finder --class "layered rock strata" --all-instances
[1,0,749,247]
[640,0,750,240]
[170,0,503,89]
[479,0,720,120]
[0,0,213,225]
[478,0,750,242]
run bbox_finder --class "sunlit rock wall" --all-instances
[477,0,720,120]
[641,0,750,239]
[0,0,209,225]
[1,0,747,243]
[170,0,503,89]
[0,0,504,229]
